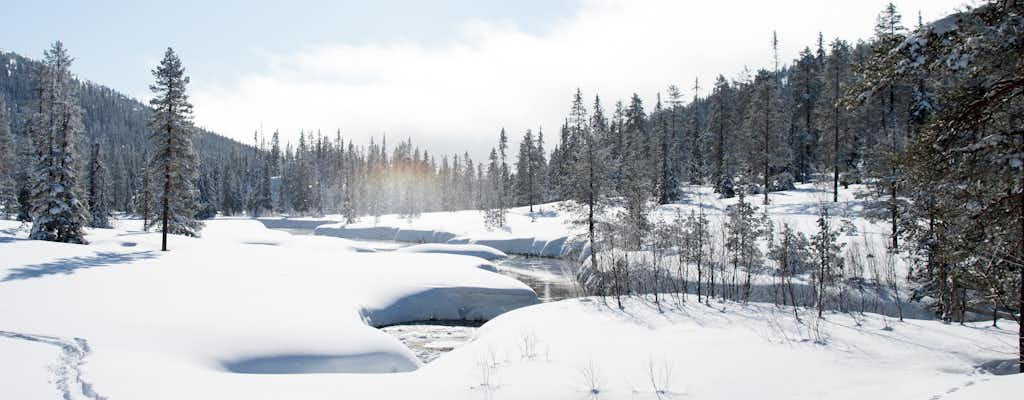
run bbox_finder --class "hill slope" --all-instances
[0,50,254,213]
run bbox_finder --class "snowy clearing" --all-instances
[0,184,1018,399]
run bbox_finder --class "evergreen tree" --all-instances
[147,47,203,250]
[653,94,677,204]
[854,2,910,250]
[620,94,650,249]
[0,96,16,217]
[86,142,110,228]
[514,129,538,211]
[725,189,766,302]
[811,205,844,318]
[874,0,1024,371]
[498,128,510,210]
[791,46,823,183]
[817,39,854,202]
[484,146,506,228]
[743,69,789,204]
[532,128,548,203]
[27,41,89,243]
[707,75,736,197]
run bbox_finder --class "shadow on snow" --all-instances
[3,251,157,281]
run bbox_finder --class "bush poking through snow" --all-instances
[647,356,674,399]
[519,330,540,360]
[579,359,603,396]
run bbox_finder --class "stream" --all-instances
[264,222,579,364]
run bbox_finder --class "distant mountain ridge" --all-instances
[0,50,251,160]
[0,49,254,212]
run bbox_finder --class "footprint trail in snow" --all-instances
[0,330,106,400]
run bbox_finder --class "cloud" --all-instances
[190,0,967,158]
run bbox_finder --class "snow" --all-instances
[944,374,1024,399]
[395,243,509,261]
[0,335,56,399]
[311,205,582,257]
[0,183,1018,399]
[0,218,537,399]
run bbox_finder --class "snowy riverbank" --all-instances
[1,184,1020,399]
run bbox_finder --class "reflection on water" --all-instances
[492,256,579,302]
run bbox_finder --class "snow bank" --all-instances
[395,243,508,260]
[360,286,538,327]
[310,204,583,257]
[255,217,337,231]
[314,223,581,258]
[0,218,538,399]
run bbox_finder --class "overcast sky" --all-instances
[5,0,971,158]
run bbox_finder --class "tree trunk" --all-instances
[833,67,840,203]
[161,132,171,252]
[1019,155,1024,373]
[764,84,770,206]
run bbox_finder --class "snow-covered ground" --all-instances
[297,183,891,260]
[0,218,536,398]
[0,183,1019,399]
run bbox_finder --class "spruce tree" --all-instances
[147,47,203,250]
[707,75,736,197]
[620,94,650,249]
[86,142,110,228]
[743,69,788,205]
[27,41,89,243]
[514,129,537,211]
[0,96,16,218]
[817,39,853,202]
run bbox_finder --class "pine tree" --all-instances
[876,0,1024,371]
[27,41,89,243]
[653,94,677,204]
[811,204,844,318]
[270,130,282,212]
[688,78,705,185]
[498,128,510,211]
[707,75,736,197]
[0,96,17,218]
[484,146,506,228]
[620,94,650,249]
[86,142,110,228]
[567,92,608,282]
[817,39,853,202]
[532,128,548,203]
[725,189,765,302]
[514,129,537,211]
[743,69,788,205]
[769,223,812,319]
[792,46,823,183]
[147,47,203,250]
[854,2,909,250]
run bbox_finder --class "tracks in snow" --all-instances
[0,330,106,400]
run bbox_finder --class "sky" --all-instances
[4,0,972,158]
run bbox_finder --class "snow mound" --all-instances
[395,243,508,260]
[314,222,579,258]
